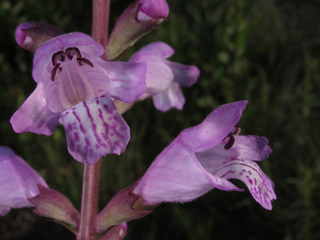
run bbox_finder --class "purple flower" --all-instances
[10,32,147,165]
[133,101,276,210]
[129,42,200,111]
[0,146,48,216]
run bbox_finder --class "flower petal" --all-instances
[0,146,48,216]
[33,32,104,83]
[97,60,147,102]
[196,137,276,210]
[136,42,174,58]
[166,61,200,87]
[179,101,248,153]
[61,96,130,165]
[131,53,174,100]
[10,82,60,135]
[133,142,215,204]
[152,82,185,111]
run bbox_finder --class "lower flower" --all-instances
[133,101,276,210]
[0,147,48,216]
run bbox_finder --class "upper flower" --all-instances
[0,146,48,216]
[11,32,147,165]
[129,42,200,111]
[133,101,276,210]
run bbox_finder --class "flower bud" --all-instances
[15,21,64,51]
[105,0,169,60]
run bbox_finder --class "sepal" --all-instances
[105,0,169,60]
[93,184,153,233]
[28,185,80,228]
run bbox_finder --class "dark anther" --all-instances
[231,125,241,135]
[224,135,235,150]
[52,51,66,66]
[51,63,62,82]
[223,125,241,150]
[65,47,81,60]
[77,57,94,68]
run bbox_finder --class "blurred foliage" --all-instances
[1,0,320,239]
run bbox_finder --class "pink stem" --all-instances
[77,159,102,240]
[92,0,110,56]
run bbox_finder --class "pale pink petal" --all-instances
[152,82,185,111]
[10,82,60,135]
[131,53,173,100]
[61,96,130,165]
[97,60,147,103]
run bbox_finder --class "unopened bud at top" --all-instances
[137,0,169,24]
[15,22,64,51]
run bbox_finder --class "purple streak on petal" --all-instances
[97,60,147,102]
[10,82,60,135]
[61,96,130,165]
[135,42,174,58]
[33,32,104,83]
[0,147,48,216]
[166,61,200,87]
[196,137,276,210]
[152,82,185,111]
[138,0,169,21]
[179,101,248,153]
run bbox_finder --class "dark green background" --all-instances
[1,0,320,239]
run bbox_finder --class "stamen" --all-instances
[65,47,81,60]
[52,51,66,66]
[77,57,94,68]
[224,134,235,150]
[231,125,241,135]
[223,125,241,150]
[51,63,62,82]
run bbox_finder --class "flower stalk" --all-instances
[78,159,102,240]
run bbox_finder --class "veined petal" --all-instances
[97,60,147,102]
[44,58,112,113]
[196,138,276,210]
[10,82,60,135]
[179,101,248,153]
[61,96,130,165]
[33,32,104,83]
[152,82,185,111]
